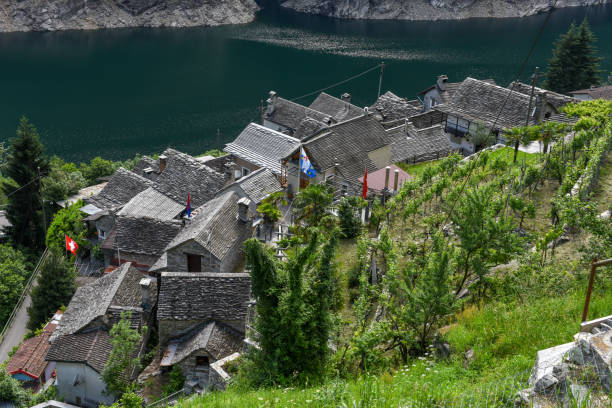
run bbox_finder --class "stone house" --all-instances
[216,167,282,213]
[282,113,393,196]
[369,91,423,126]
[308,92,364,123]
[149,191,253,274]
[418,75,496,112]
[569,85,612,101]
[46,263,156,408]
[262,91,333,136]
[434,78,572,154]
[157,272,251,390]
[224,122,301,182]
[384,122,454,165]
[100,216,182,270]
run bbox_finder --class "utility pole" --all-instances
[526,67,539,127]
[216,128,221,152]
[38,166,46,241]
[377,61,385,99]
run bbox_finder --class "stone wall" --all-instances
[166,241,221,273]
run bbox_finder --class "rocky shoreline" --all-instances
[0,0,259,32]
[279,0,612,21]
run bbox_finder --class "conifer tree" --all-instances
[1,117,49,250]
[543,19,601,94]
[27,250,76,331]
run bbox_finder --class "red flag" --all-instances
[362,168,368,199]
[65,235,78,255]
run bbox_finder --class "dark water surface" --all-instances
[1,4,611,162]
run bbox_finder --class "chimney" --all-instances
[341,93,352,104]
[393,169,399,192]
[238,197,251,223]
[140,277,152,311]
[266,91,278,115]
[384,166,391,190]
[363,106,369,116]
[159,155,167,173]
[437,75,448,92]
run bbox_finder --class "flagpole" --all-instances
[297,145,302,195]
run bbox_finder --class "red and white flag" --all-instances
[65,235,78,255]
[362,168,368,199]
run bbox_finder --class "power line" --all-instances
[290,62,384,102]
[442,0,559,224]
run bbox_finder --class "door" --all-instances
[187,254,201,272]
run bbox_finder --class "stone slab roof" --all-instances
[46,329,111,374]
[5,323,56,380]
[166,191,251,261]
[218,168,281,205]
[51,263,150,341]
[224,123,301,175]
[570,85,612,100]
[158,272,251,323]
[264,96,332,131]
[509,80,579,108]
[153,148,225,208]
[301,114,390,186]
[160,321,243,366]
[117,187,184,221]
[101,216,182,257]
[293,117,329,141]
[385,123,454,163]
[435,77,538,130]
[87,168,154,210]
[308,92,364,122]
[370,91,423,122]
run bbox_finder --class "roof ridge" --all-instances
[275,97,333,120]
[317,92,364,110]
[249,122,301,142]
[462,77,531,101]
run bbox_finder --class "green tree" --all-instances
[0,369,28,408]
[43,156,86,202]
[45,201,87,254]
[100,390,144,408]
[337,196,362,239]
[27,250,76,331]
[80,156,117,185]
[1,117,49,250]
[543,19,601,94]
[0,245,28,326]
[102,311,145,397]
[243,228,340,385]
[292,184,334,227]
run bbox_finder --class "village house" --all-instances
[358,164,412,196]
[216,167,282,212]
[100,216,182,270]
[308,92,364,122]
[282,113,392,196]
[569,84,612,101]
[368,91,423,126]
[224,122,301,181]
[508,80,579,108]
[46,263,155,408]
[434,77,572,154]
[262,91,333,136]
[384,122,454,165]
[149,191,253,274]
[5,311,63,391]
[157,272,251,391]
[418,75,496,112]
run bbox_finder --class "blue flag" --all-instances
[300,147,316,178]
[186,194,191,218]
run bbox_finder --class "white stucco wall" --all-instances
[54,362,114,408]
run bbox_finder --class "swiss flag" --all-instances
[65,235,78,255]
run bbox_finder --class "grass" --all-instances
[176,272,612,408]
[397,147,537,178]
[593,155,612,213]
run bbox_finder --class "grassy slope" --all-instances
[176,147,611,407]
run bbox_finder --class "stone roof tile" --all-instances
[308,92,364,122]
[87,168,154,210]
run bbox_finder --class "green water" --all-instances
[1,4,611,162]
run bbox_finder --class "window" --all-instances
[234,169,242,179]
[196,356,209,366]
[97,228,106,240]
[340,183,349,196]
[242,167,251,177]
[187,254,201,272]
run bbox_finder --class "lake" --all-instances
[0,3,611,162]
